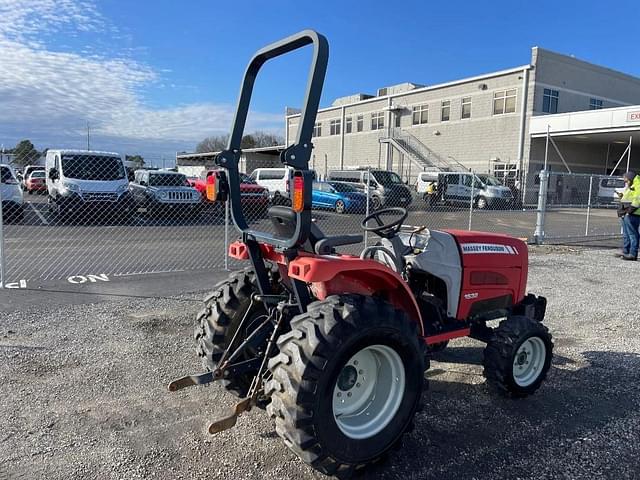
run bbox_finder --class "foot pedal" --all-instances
[168,371,214,392]
[208,397,252,435]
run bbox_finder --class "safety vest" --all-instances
[631,177,640,215]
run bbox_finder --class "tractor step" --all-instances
[168,371,216,392]
[208,397,253,435]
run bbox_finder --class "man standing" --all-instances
[621,171,640,261]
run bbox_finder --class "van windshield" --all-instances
[477,174,503,186]
[149,173,187,187]
[372,171,402,186]
[600,178,625,188]
[61,155,125,181]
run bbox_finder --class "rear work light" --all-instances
[292,172,305,213]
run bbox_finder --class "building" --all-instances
[284,47,640,199]
[177,47,640,203]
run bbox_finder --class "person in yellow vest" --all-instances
[619,171,640,261]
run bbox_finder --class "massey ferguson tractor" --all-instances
[170,30,553,478]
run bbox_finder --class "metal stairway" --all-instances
[379,127,467,172]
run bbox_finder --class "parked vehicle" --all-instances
[131,170,201,217]
[21,165,45,190]
[312,181,366,213]
[250,168,292,204]
[46,150,135,220]
[432,172,513,209]
[25,170,47,194]
[0,164,24,223]
[597,176,625,204]
[415,171,439,194]
[327,168,413,210]
[190,170,270,217]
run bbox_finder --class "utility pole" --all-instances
[87,122,91,151]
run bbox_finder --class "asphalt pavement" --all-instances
[1,194,623,289]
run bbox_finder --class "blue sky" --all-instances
[1,0,639,164]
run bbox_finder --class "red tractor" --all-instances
[170,31,553,478]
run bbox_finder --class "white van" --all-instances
[596,176,625,204]
[46,150,135,218]
[415,171,439,194]
[250,168,292,203]
[1,164,24,223]
[436,172,513,209]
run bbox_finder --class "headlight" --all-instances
[263,190,269,198]
[62,181,80,193]
[157,191,168,200]
[117,184,127,192]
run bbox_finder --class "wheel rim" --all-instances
[332,344,406,440]
[512,337,546,387]
[478,197,487,209]
[336,200,345,213]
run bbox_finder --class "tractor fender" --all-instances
[288,256,424,335]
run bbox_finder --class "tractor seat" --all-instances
[268,206,363,255]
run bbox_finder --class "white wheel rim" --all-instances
[332,344,406,440]
[512,337,546,387]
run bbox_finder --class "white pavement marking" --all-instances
[28,202,49,225]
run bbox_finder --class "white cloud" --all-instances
[0,0,283,156]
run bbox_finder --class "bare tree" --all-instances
[195,131,283,153]
[195,134,229,153]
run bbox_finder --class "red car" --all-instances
[25,170,47,194]
[189,170,270,217]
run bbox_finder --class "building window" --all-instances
[412,104,428,125]
[395,112,401,127]
[356,114,364,132]
[542,88,559,113]
[371,112,384,130]
[345,116,353,133]
[441,100,450,122]
[330,119,341,135]
[461,97,472,119]
[494,89,517,115]
[312,122,321,137]
[590,98,603,110]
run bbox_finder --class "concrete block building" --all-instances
[285,47,640,196]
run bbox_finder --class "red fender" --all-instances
[288,255,424,335]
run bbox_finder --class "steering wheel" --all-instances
[361,207,408,238]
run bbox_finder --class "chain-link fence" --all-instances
[534,171,624,244]
[0,152,626,289]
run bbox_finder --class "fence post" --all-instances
[585,175,593,236]
[468,171,475,231]
[534,169,549,244]
[364,168,370,246]
[224,199,229,271]
[0,185,4,289]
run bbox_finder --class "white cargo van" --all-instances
[46,150,135,219]
[415,171,439,194]
[596,176,625,204]
[435,172,513,209]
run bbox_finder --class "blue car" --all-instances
[312,181,366,213]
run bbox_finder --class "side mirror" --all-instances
[49,168,58,180]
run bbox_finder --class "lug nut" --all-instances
[337,392,341,397]
[356,383,360,388]
[347,392,352,397]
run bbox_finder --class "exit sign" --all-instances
[628,111,640,122]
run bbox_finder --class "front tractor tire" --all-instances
[483,315,553,398]
[266,295,426,477]
[194,268,277,400]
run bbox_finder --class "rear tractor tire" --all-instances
[483,315,553,398]
[194,267,279,401]
[266,294,427,477]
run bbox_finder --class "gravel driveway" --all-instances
[1,246,639,479]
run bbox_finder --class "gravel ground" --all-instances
[1,246,639,479]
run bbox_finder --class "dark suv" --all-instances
[131,170,201,217]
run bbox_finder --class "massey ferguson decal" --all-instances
[461,243,518,255]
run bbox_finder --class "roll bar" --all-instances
[215,30,329,249]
